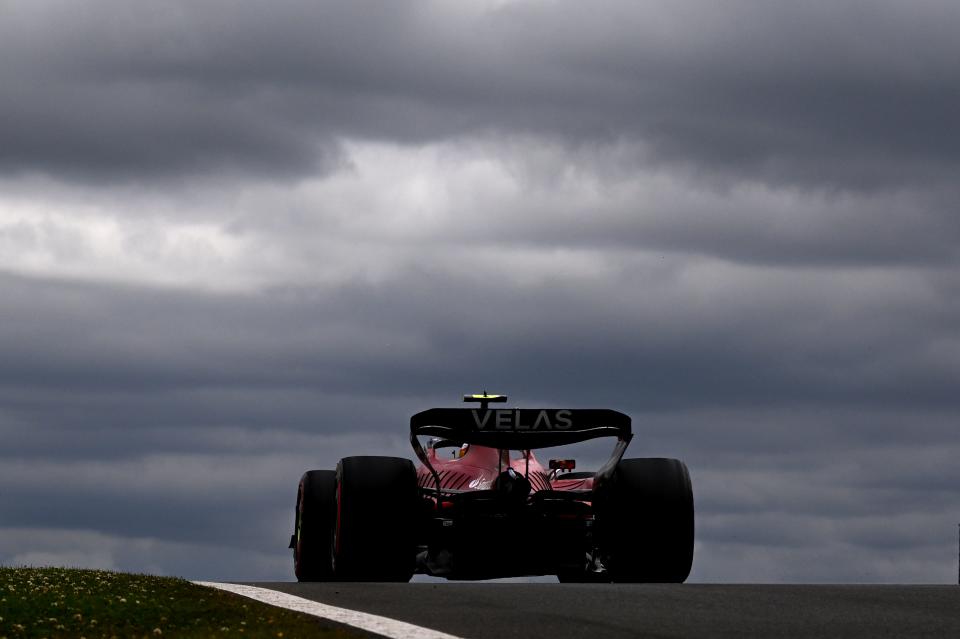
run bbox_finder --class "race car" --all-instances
[290,393,694,582]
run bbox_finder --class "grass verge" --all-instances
[0,567,365,639]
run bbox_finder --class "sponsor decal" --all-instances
[470,409,573,431]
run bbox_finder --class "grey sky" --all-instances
[1,0,958,582]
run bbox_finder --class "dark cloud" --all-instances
[1,264,956,411]
[2,1,959,189]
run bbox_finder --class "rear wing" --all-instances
[410,407,633,495]
[410,408,631,449]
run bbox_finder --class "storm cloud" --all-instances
[4,1,960,188]
[1,0,958,582]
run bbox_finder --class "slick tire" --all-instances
[332,456,418,582]
[294,469,336,582]
[595,457,694,583]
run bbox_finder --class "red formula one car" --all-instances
[291,394,694,582]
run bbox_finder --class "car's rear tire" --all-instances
[595,457,694,583]
[332,456,418,582]
[294,470,336,582]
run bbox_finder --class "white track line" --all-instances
[193,581,463,639]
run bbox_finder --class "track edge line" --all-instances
[193,581,464,639]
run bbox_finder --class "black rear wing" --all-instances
[410,407,633,495]
[410,408,630,448]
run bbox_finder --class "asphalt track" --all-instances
[248,582,960,638]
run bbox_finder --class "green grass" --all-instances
[0,567,363,639]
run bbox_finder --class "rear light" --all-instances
[549,459,576,471]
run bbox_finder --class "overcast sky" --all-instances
[1,0,959,583]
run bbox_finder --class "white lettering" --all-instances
[473,409,576,431]
[533,410,551,430]
[472,410,493,429]
[515,409,531,430]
